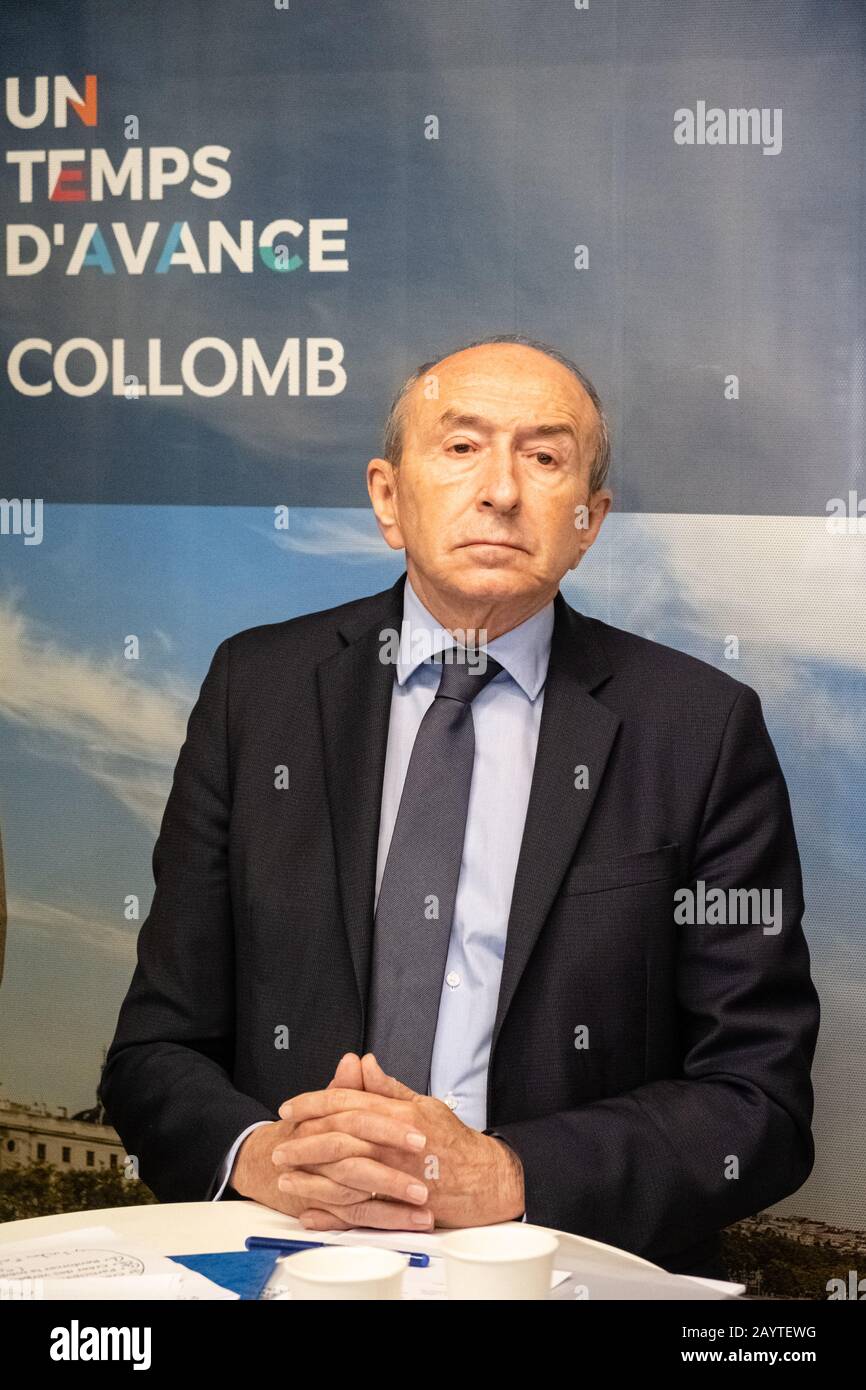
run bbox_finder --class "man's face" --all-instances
[368,343,610,615]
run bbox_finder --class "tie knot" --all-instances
[433,650,503,704]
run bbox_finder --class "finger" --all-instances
[294,1208,354,1231]
[360,1053,419,1102]
[279,1087,410,1125]
[274,1110,427,1161]
[273,1131,379,1169]
[329,1052,364,1091]
[299,1200,434,1232]
[308,1157,428,1205]
[276,1170,369,1207]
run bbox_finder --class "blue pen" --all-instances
[245,1235,430,1268]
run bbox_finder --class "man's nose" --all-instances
[478,445,520,510]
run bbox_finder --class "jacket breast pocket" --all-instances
[559,842,681,897]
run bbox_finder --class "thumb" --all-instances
[329,1052,364,1090]
[360,1052,417,1101]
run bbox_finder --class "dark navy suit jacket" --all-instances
[101,573,820,1279]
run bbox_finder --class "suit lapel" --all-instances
[316,574,405,1023]
[489,593,622,1062]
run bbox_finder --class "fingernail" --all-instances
[406,1131,426,1150]
[277,1175,291,1190]
[407,1183,427,1202]
[279,1101,293,1120]
[412,1210,433,1226]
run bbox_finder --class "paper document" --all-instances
[0,1225,236,1300]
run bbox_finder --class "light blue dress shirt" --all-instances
[211,576,554,1199]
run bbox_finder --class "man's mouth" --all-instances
[458,540,525,551]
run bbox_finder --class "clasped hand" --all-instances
[230,1052,524,1231]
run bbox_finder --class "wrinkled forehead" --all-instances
[405,347,599,454]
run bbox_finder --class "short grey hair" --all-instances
[381,333,611,494]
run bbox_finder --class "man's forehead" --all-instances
[429,406,581,438]
[412,386,592,440]
[409,347,592,428]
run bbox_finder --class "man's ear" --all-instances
[367,457,406,552]
[573,487,612,567]
[329,1052,364,1090]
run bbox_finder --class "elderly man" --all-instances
[101,335,819,1279]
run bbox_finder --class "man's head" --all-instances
[367,335,612,635]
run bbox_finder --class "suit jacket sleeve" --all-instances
[99,637,277,1201]
[492,684,820,1267]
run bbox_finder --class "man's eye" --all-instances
[449,441,474,454]
[534,452,556,466]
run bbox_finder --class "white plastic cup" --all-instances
[272,1245,408,1300]
[439,1223,560,1300]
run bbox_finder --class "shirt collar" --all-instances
[396,575,554,701]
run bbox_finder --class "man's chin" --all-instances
[444,558,535,602]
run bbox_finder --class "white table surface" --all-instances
[0,1201,740,1299]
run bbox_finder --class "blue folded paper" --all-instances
[168,1249,280,1300]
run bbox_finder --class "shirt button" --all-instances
[444,1093,459,1111]
[445,971,461,989]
